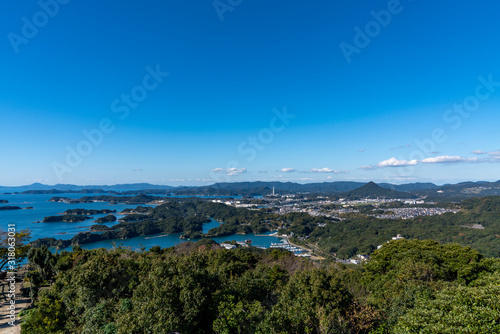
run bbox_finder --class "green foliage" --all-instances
[363,239,496,328]
[26,270,43,302]
[21,293,67,333]
[213,295,265,334]
[0,228,31,271]
[364,239,489,285]
[259,268,352,333]
[20,240,500,333]
[393,276,500,333]
[28,246,56,280]
[310,201,500,258]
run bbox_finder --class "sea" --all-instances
[0,193,282,252]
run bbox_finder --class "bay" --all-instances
[0,193,281,251]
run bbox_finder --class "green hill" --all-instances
[342,181,416,199]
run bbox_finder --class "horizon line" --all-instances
[1,179,499,189]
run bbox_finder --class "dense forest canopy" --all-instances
[20,239,500,333]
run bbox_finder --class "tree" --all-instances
[0,228,31,271]
[21,293,67,333]
[213,296,264,334]
[25,270,43,306]
[28,246,57,280]
[393,275,500,333]
[259,268,353,333]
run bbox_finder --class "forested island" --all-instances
[120,206,151,214]
[40,209,117,223]
[63,208,116,215]
[42,215,93,223]
[20,239,500,333]
[0,205,22,210]
[95,214,117,223]
[0,199,8,203]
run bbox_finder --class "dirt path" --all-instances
[0,271,30,334]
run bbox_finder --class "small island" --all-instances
[64,209,116,215]
[95,214,117,223]
[0,199,8,203]
[0,206,22,211]
[49,197,73,203]
[120,206,151,214]
[42,215,93,223]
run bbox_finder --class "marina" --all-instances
[269,239,304,254]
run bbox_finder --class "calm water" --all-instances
[0,193,281,251]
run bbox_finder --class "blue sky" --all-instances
[1,0,500,186]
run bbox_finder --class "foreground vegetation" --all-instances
[21,239,500,333]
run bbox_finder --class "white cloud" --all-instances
[376,157,418,168]
[365,153,489,170]
[310,167,334,173]
[309,168,349,174]
[211,168,247,176]
[359,165,375,170]
[132,168,144,172]
[358,149,366,152]
[472,150,487,155]
[278,168,296,173]
[421,156,478,164]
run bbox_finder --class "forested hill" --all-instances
[173,181,368,196]
[174,180,500,198]
[20,239,500,333]
[341,181,416,199]
[173,181,434,196]
[414,180,500,200]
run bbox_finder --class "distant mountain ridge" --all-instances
[1,180,500,199]
[0,183,177,193]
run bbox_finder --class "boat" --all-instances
[144,234,169,239]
